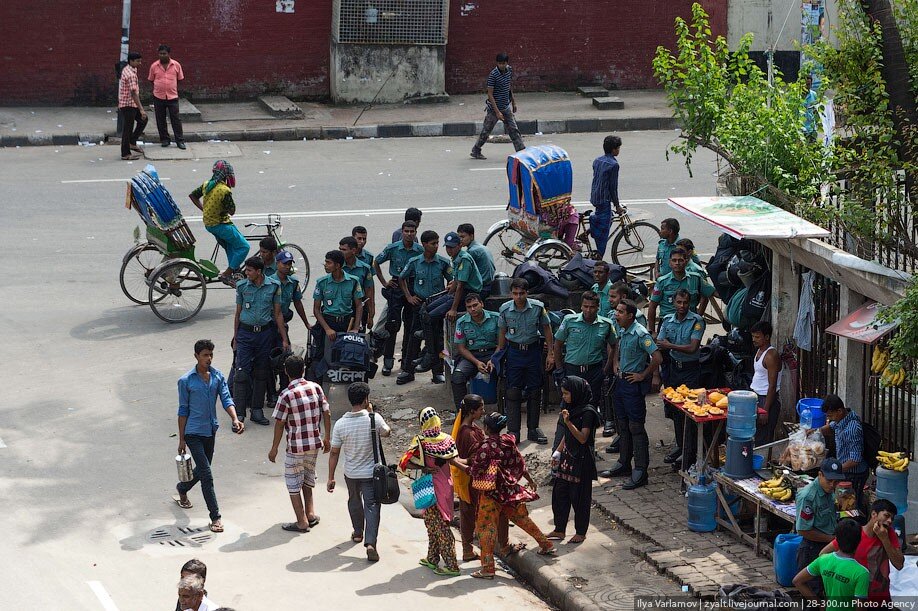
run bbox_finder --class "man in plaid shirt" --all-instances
[118,51,147,160]
[268,355,331,533]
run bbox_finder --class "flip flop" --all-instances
[308,516,320,528]
[537,546,556,556]
[172,494,192,509]
[281,523,310,533]
[462,553,480,562]
[499,542,527,556]
[545,532,565,541]
[568,535,586,544]
[471,570,495,580]
[434,567,460,577]
[209,521,224,533]
[418,558,438,571]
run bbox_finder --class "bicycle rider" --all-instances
[189,160,250,285]
[589,136,624,258]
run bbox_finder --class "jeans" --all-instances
[613,376,649,471]
[177,434,220,521]
[451,350,493,407]
[119,106,148,156]
[206,223,250,270]
[153,96,183,143]
[345,476,380,547]
[473,106,525,153]
[590,203,612,258]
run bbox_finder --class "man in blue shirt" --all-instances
[589,135,623,257]
[175,339,244,534]
[470,52,525,159]
[809,395,869,512]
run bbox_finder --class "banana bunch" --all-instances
[880,365,908,388]
[877,451,910,472]
[758,475,794,502]
[871,346,890,374]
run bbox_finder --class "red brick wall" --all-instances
[0,0,332,104]
[445,0,727,93]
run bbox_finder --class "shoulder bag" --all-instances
[370,413,400,505]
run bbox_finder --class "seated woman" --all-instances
[189,159,249,284]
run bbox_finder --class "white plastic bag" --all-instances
[890,556,918,598]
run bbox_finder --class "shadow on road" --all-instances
[70,305,232,342]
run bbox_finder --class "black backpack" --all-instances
[559,253,596,289]
[740,272,771,328]
[862,420,882,470]
[511,262,570,299]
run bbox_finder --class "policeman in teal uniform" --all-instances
[591,261,614,317]
[795,459,845,596]
[602,299,661,489]
[451,292,499,407]
[457,223,496,292]
[656,289,705,470]
[497,278,555,444]
[607,282,648,329]
[340,236,375,332]
[352,225,375,268]
[396,230,452,385]
[311,250,363,377]
[272,250,311,395]
[233,256,289,425]
[655,218,680,279]
[373,221,423,376]
[647,247,715,331]
[259,236,279,278]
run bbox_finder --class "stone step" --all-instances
[593,96,624,110]
[578,85,609,97]
[179,98,201,122]
[257,95,304,119]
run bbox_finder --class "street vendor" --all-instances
[311,250,364,376]
[450,293,499,408]
[795,458,846,596]
[750,320,782,445]
[807,394,868,511]
[656,289,705,471]
[647,248,714,332]
[188,159,249,285]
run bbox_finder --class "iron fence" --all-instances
[862,343,916,456]
[798,271,841,401]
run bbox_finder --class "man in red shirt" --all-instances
[819,498,905,603]
[148,44,186,149]
[118,51,147,160]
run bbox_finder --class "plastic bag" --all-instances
[780,429,825,471]
[890,557,918,599]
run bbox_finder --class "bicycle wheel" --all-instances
[148,259,207,323]
[527,241,573,274]
[611,221,659,277]
[281,243,310,292]
[483,224,531,276]
[120,243,166,305]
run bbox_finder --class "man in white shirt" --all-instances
[177,574,219,611]
[328,382,390,562]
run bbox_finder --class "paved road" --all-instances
[0,132,717,608]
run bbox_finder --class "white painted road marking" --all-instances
[61,177,171,184]
[87,581,120,611]
[0,437,6,448]
[469,167,505,171]
[185,199,667,222]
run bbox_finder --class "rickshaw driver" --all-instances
[188,159,249,285]
[233,256,288,425]
[496,279,555,445]
[589,135,624,258]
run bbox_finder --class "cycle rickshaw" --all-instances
[119,165,310,323]
[483,145,660,277]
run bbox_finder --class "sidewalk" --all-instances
[0,90,677,147]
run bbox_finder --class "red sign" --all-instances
[825,301,898,344]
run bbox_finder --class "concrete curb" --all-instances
[501,552,599,611]
[0,116,677,147]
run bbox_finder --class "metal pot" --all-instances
[491,273,512,297]
[176,452,194,482]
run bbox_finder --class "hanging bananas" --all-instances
[871,346,889,374]
[877,451,910,472]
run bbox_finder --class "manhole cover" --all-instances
[145,526,214,547]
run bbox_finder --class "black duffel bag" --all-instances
[370,412,400,504]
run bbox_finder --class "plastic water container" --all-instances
[875,466,909,515]
[796,398,826,429]
[469,372,498,405]
[723,436,755,479]
[774,533,803,586]
[727,390,758,440]
[687,477,717,532]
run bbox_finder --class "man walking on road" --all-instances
[148,44,185,149]
[328,382,390,562]
[175,339,244,534]
[589,135,623,258]
[269,355,330,534]
[118,51,147,160]
[470,52,525,159]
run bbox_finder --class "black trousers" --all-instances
[551,476,592,536]
[119,106,147,156]
[153,96,183,143]
[662,359,701,466]
[564,362,605,419]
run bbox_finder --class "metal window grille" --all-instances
[862,343,916,455]
[798,271,840,400]
[332,0,449,45]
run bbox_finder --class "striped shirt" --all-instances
[272,378,329,454]
[486,66,513,112]
[830,410,867,472]
[331,410,391,479]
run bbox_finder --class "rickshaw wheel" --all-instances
[281,243,310,292]
[610,220,659,278]
[483,225,529,276]
[528,242,572,273]
[120,243,167,305]
[147,259,207,323]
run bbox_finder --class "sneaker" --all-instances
[431,374,446,384]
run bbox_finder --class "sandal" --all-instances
[462,553,480,562]
[172,493,192,509]
[434,566,460,577]
[471,570,495,580]
[351,532,364,543]
[499,542,526,556]
[281,522,310,533]
[209,521,224,533]
[568,535,586,544]
[308,516,320,528]
[545,531,565,541]
[418,558,438,571]
[537,545,556,556]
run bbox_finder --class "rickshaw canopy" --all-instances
[506,144,573,215]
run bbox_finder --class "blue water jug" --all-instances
[774,533,803,586]
[727,390,758,440]
[687,477,717,532]
[468,372,498,404]
[875,466,909,515]
[796,398,826,429]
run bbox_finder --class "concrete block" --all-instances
[409,122,443,137]
[257,95,304,118]
[242,129,271,141]
[321,126,350,139]
[79,132,105,144]
[442,122,477,136]
[27,133,53,146]
[1,135,29,147]
[377,124,412,138]
[489,121,505,136]
[565,118,601,133]
[593,96,624,110]
[268,127,297,141]
[178,98,202,122]
[516,119,538,135]
[52,134,80,145]
[351,125,379,139]
[537,119,566,134]
[578,85,609,97]
[295,127,322,140]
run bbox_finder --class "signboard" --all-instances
[825,301,899,345]
[667,196,830,240]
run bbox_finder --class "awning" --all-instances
[825,301,899,344]
[667,196,831,240]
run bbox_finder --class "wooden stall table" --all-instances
[712,471,797,557]
[663,391,728,486]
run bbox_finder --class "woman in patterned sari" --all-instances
[468,412,555,579]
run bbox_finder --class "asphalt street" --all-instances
[0,132,718,609]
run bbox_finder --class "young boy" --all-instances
[794,518,870,604]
